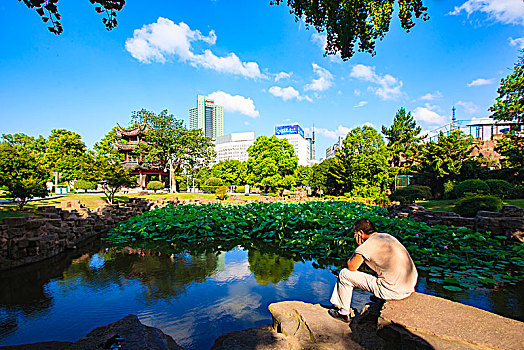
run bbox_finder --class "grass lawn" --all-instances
[417,199,524,212]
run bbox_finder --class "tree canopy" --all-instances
[45,129,89,183]
[329,126,390,196]
[0,142,48,209]
[211,160,243,186]
[19,0,124,35]
[490,53,524,125]
[245,136,298,190]
[272,0,428,60]
[382,107,424,172]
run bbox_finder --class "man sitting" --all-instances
[329,218,418,322]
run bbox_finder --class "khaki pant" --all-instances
[330,268,411,310]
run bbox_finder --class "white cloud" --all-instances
[208,91,259,118]
[413,104,448,125]
[354,89,361,96]
[311,33,327,51]
[304,64,334,92]
[125,18,265,79]
[353,101,368,108]
[268,86,312,102]
[362,122,375,128]
[274,72,293,82]
[349,64,403,100]
[315,125,352,139]
[456,100,481,114]
[420,91,443,101]
[509,37,524,49]
[450,0,524,25]
[467,78,493,87]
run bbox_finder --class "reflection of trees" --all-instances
[58,246,219,303]
[248,250,295,286]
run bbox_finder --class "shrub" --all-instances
[147,181,164,193]
[390,185,432,204]
[236,185,245,193]
[206,177,223,187]
[443,181,456,199]
[484,179,514,199]
[75,179,96,193]
[453,179,489,198]
[202,177,224,193]
[453,195,503,217]
[267,192,277,197]
[215,185,229,200]
[178,181,187,192]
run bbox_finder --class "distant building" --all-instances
[189,95,224,138]
[113,124,165,189]
[325,137,343,159]
[275,124,311,166]
[214,132,255,163]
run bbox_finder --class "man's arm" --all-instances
[347,253,365,271]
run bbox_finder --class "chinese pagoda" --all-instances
[113,124,166,189]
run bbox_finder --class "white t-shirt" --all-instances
[355,232,418,294]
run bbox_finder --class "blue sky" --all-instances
[1,0,523,160]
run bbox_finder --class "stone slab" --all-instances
[379,292,524,350]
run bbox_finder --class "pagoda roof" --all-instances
[116,123,149,137]
[114,142,137,151]
[121,161,164,171]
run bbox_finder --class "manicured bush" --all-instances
[453,195,503,217]
[267,192,277,197]
[485,179,515,199]
[236,185,245,193]
[215,185,229,200]
[147,181,164,193]
[75,179,96,193]
[390,185,432,204]
[454,179,489,198]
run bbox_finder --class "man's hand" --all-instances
[347,253,364,271]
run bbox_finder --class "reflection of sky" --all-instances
[88,254,105,270]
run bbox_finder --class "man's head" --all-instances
[353,218,377,245]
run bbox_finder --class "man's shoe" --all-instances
[328,308,351,323]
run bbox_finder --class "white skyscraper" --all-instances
[189,95,224,138]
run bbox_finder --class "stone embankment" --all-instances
[212,293,524,350]
[388,204,524,243]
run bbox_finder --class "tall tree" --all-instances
[417,130,473,197]
[93,125,125,162]
[44,129,89,185]
[0,142,48,209]
[329,126,390,196]
[211,160,243,186]
[272,0,428,60]
[131,109,215,191]
[245,136,298,191]
[489,53,524,125]
[381,107,424,173]
[295,165,312,187]
[309,158,336,195]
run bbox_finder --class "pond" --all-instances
[0,238,522,349]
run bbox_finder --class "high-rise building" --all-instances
[275,124,311,166]
[326,137,343,159]
[214,132,255,163]
[189,95,224,138]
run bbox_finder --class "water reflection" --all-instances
[0,239,522,349]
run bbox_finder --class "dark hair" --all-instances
[353,218,377,235]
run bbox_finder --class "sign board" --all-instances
[275,124,304,138]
